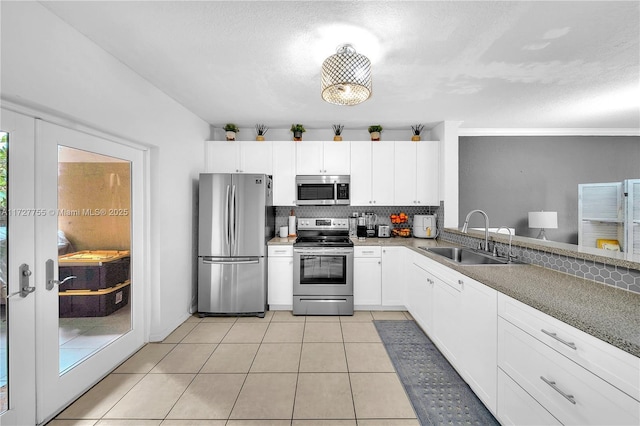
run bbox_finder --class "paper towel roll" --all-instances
[288,216,296,236]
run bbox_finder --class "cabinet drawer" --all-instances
[498,293,639,400]
[355,246,381,257]
[498,318,639,425]
[498,368,561,426]
[268,245,293,257]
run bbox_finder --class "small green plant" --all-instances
[290,124,306,133]
[411,124,424,135]
[332,124,344,136]
[368,125,383,133]
[224,123,240,133]
[255,124,269,136]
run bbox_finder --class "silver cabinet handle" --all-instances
[541,329,577,350]
[45,258,76,290]
[540,376,576,405]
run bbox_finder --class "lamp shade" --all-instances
[528,211,558,229]
[321,44,372,106]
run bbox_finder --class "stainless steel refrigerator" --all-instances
[198,173,274,317]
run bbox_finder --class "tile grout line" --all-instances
[289,314,307,423]
[224,310,277,423]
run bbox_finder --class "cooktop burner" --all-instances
[294,235,353,247]
[294,218,353,247]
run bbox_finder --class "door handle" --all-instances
[6,263,36,298]
[19,263,35,297]
[45,258,77,290]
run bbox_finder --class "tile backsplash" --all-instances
[440,230,640,295]
[275,205,443,230]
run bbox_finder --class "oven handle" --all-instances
[294,247,354,255]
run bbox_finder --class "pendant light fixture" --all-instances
[321,44,372,106]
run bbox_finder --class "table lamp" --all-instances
[528,211,557,240]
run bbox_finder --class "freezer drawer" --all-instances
[198,256,267,317]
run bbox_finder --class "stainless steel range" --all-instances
[293,218,354,316]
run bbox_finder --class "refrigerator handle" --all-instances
[202,258,259,265]
[224,184,231,249]
[231,184,237,255]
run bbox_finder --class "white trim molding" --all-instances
[458,128,640,137]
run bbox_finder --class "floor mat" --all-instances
[374,320,500,426]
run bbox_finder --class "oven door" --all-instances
[293,247,354,296]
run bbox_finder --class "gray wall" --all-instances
[459,136,640,244]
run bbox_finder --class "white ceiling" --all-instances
[41,1,640,132]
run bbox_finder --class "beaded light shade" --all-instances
[321,44,372,106]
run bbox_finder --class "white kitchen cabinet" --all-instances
[296,141,350,175]
[349,142,372,206]
[498,368,561,426]
[267,245,293,309]
[393,140,439,205]
[498,317,639,425]
[381,246,406,307]
[407,255,435,334]
[272,141,297,206]
[350,141,394,206]
[353,246,382,306]
[206,140,273,174]
[498,292,639,403]
[409,254,497,414]
[431,269,463,366]
[458,274,498,413]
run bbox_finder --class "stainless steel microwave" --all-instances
[296,175,350,206]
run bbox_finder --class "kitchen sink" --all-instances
[420,246,520,265]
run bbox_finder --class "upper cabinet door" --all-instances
[416,140,440,205]
[240,141,273,174]
[272,141,296,206]
[350,141,372,206]
[295,141,324,174]
[323,141,351,175]
[394,141,417,205]
[206,141,239,173]
[371,141,394,205]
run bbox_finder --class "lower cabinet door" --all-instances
[498,368,561,426]
[354,257,382,306]
[431,278,462,366]
[267,256,293,307]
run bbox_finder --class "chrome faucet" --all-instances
[494,226,516,262]
[461,209,490,252]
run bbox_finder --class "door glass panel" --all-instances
[0,131,8,412]
[57,146,131,374]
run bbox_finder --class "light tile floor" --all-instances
[50,311,420,426]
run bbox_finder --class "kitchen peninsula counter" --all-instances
[266,236,640,357]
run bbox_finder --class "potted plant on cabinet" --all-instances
[224,123,239,141]
[411,124,424,141]
[368,125,383,141]
[291,124,306,141]
[332,124,344,141]
[255,124,268,141]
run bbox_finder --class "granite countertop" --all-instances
[266,236,640,357]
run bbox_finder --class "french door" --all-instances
[0,109,146,425]
[0,109,37,425]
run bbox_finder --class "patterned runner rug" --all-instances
[373,320,500,426]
